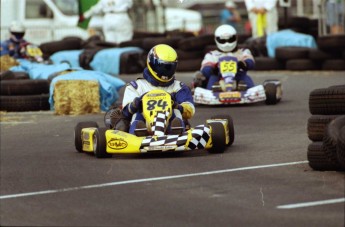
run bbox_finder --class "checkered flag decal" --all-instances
[187,125,211,149]
[151,111,170,136]
[139,125,211,151]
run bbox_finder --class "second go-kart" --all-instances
[74,89,235,158]
[192,56,282,105]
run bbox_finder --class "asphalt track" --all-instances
[1,71,344,226]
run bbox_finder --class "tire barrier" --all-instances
[307,86,345,171]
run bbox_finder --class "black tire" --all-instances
[307,142,338,171]
[307,115,339,142]
[309,87,345,115]
[142,37,181,51]
[39,38,83,56]
[275,47,310,61]
[0,94,50,111]
[323,116,345,170]
[317,35,345,52]
[322,59,345,70]
[176,58,203,72]
[264,83,280,105]
[1,79,49,95]
[176,49,204,60]
[211,115,235,146]
[178,34,215,51]
[207,122,226,154]
[74,121,99,153]
[0,71,30,80]
[285,59,321,70]
[253,57,285,70]
[308,49,340,61]
[336,125,345,170]
[94,127,112,158]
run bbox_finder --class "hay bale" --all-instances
[0,55,19,72]
[53,80,100,115]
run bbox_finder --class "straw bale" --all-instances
[0,55,19,71]
[53,80,101,115]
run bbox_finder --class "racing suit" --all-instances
[0,38,30,58]
[122,68,195,135]
[200,48,255,90]
[84,0,133,43]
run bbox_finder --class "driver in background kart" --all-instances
[0,21,31,59]
[113,44,195,136]
[193,24,255,91]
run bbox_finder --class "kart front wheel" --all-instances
[207,122,226,154]
[93,127,112,158]
[264,83,282,105]
[211,115,235,146]
[74,121,98,153]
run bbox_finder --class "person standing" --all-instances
[79,0,133,44]
[220,1,241,30]
[244,0,278,38]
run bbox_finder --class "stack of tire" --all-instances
[0,71,50,112]
[307,85,345,171]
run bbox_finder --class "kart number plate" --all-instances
[220,60,237,74]
[219,92,241,99]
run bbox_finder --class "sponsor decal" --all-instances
[146,93,166,97]
[108,138,128,150]
[83,133,89,140]
[219,92,241,99]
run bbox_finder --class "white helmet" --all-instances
[9,21,25,41]
[214,24,237,52]
[9,21,25,33]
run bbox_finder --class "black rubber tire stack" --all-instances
[0,74,50,112]
[307,85,345,171]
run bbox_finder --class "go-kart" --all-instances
[74,89,235,158]
[21,43,44,63]
[192,56,282,105]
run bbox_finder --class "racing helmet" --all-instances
[9,21,25,41]
[147,44,178,84]
[214,24,237,52]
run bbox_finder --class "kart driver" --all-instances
[0,21,30,59]
[193,24,255,91]
[113,44,195,136]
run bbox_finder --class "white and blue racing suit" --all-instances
[122,68,195,135]
[200,48,255,90]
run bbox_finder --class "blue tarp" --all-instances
[50,50,83,68]
[266,29,318,58]
[90,47,142,75]
[10,59,73,79]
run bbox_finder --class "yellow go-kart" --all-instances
[74,90,235,158]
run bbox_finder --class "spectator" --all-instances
[220,1,242,30]
[244,0,278,38]
[326,0,344,34]
[79,0,133,44]
[0,21,30,58]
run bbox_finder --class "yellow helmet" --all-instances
[147,44,178,83]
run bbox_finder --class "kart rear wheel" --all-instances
[207,122,226,154]
[93,127,112,158]
[74,121,98,153]
[264,83,281,105]
[211,115,235,146]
